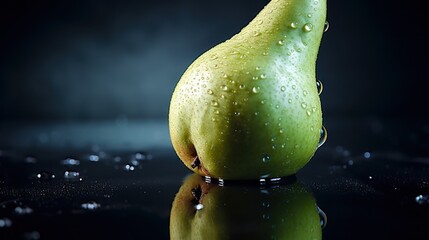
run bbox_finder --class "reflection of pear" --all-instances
[169,0,327,180]
[170,174,323,240]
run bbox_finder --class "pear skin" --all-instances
[169,0,327,179]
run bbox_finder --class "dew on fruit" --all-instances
[290,22,298,29]
[239,84,246,89]
[81,201,101,210]
[316,80,323,95]
[317,206,327,229]
[61,158,80,166]
[36,171,55,181]
[260,74,267,79]
[303,23,313,32]
[221,85,228,91]
[288,99,292,103]
[252,87,260,93]
[301,102,307,109]
[278,40,284,45]
[324,21,330,32]
[317,126,328,148]
[262,154,271,163]
[256,66,261,71]
[306,110,312,116]
[207,89,214,95]
[415,195,429,205]
[211,100,219,107]
[281,86,286,92]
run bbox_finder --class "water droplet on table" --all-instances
[123,164,136,171]
[36,171,55,181]
[88,154,100,162]
[24,231,41,240]
[64,170,81,181]
[15,206,34,215]
[415,195,429,205]
[0,218,12,228]
[25,156,37,163]
[363,151,372,159]
[81,201,101,210]
[61,158,80,166]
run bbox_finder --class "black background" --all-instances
[1,0,428,122]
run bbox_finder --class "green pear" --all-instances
[169,0,327,179]
[170,173,324,240]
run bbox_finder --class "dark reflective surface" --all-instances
[1,117,429,239]
[170,174,323,240]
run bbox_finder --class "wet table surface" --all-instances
[0,117,428,240]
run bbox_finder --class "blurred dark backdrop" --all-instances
[1,0,428,122]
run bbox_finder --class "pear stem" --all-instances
[191,156,201,169]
